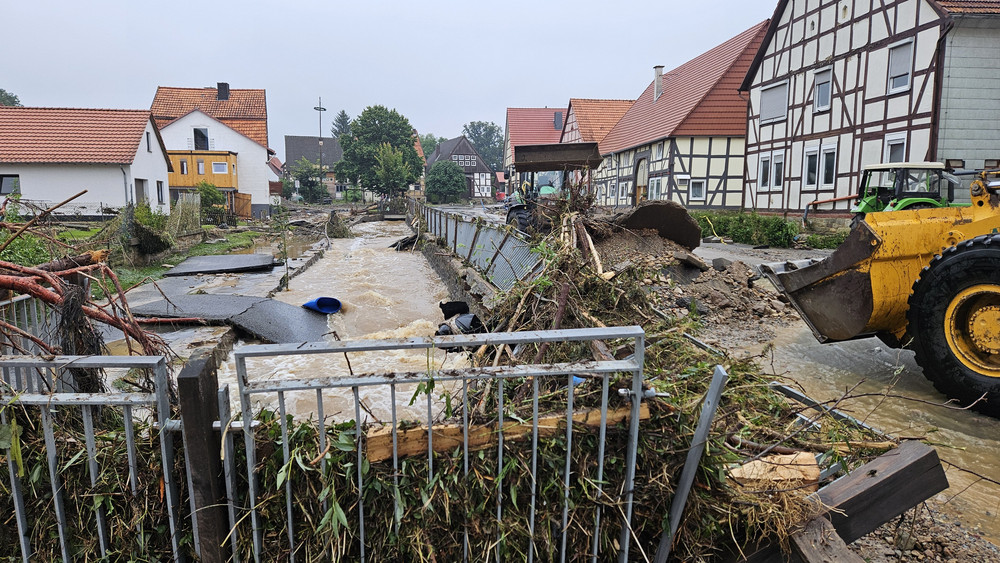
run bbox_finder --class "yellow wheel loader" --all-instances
[760,170,1000,415]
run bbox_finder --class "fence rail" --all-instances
[410,200,542,291]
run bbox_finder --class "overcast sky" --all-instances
[3,1,777,160]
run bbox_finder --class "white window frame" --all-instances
[180,159,188,175]
[156,181,164,205]
[772,152,785,192]
[813,67,832,112]
[689,179,706,201]
[760,80,789,124]
[197,159,205,175]
[887,39,914,95]
[760,155,772,189]
[654,142,663,160]
[212,162,228,174]
[821,147,837,186]
[804,148,819,188]
[884,132,907,163]
[648,177,661,200]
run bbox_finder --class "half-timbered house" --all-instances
[594,21,770,209]
[425,136,495,199]
[741,0,1000,214]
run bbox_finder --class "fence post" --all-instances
[178,352,229,563]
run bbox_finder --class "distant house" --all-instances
[503,107,566,192]
[594,21,770,208]
[425,136,495,199]
[152,83,272,216]
[0,107,171,215]
[741,0,1000,213]
[284,135,344,197]
[559,98,633,145]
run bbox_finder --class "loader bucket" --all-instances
[615,200,702,251]
[759,225,880,342]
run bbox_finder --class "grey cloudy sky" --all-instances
[3,1,777,160]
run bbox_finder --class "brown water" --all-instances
[759,323,1000,541]
[219,221,467,422]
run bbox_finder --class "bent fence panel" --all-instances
[412,201,543,291]
[231,327,647,562]
[0,355,184,562]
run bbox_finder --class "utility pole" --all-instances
[314,97,327,195]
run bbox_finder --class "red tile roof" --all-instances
[936,0,1000,13]
[601,21,770,154]
[0,106,152,164]
[151,86,268,147]
[506,107,566,150]
[565,99,634,146]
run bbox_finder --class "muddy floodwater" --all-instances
[754,323,1000,542]
[218,221,467,422]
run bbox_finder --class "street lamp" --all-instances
[314,97,327,191]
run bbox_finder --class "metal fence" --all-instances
[0,294,60,355]
[411,201,543,291]
[233,326,647,562]
[0,355,183,561]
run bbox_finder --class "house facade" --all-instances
[0,107,171,215]
[741,0,1000,213]
[593,21,770,209]
[152,84,272,216]
[425,136,495,199]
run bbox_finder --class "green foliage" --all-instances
[334,105,422,195]
[425,161,466,203]
[805,230,849,249]
[196,181,225,210]
[281,177,296,200]
[133,202,168,231]
[461,121,503,171]
[692,211,799,247]
[330,109,352,139]
[0,200,49,266]
[373,143,410,197]
[288,157,329,203]
[419,133,444,157]
[0,88,20,107]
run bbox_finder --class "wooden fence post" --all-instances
[178,352,229,563]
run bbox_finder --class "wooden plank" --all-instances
[729,440,949,562]
[365,403,650,463]
[791,517,865,563]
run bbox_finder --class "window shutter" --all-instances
[760,83,788,122]
[210,138,216,150]
[889,43,911,77]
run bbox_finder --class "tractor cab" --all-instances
[852,162,963,215]
[506,142,601,232]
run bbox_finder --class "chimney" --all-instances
[217,82,230,101]
[554,111,563,130]
[653,66,664,101]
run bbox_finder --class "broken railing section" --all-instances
[412,201,543,291]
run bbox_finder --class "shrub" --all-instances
[134,202,168,231]
[805,231,849,249]
[692,211,799,247]
[196,181,225,210]
[426,161,466,203]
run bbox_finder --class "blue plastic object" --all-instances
[302,297,342,314]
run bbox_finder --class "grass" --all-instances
[57,227,103,243]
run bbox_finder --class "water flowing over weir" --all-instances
[218,220,469,419]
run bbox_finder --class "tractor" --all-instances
[505,142,602,233]
[761,169,1000,416]
[850,161,966,228]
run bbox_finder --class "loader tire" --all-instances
[907,234,1000,416]
[507,207,532,233]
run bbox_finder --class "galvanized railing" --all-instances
[0,355,182,562]
[410,200,543,291]
[234,326,647,562]
[0,294,60,355]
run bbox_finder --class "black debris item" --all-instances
[390,234,419,251]
[439,301,470,319]
[712,257,733,272]
[675,296,709,316]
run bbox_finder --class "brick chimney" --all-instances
[653,66,664,101]
[217,82,230,101]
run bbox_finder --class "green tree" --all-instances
[196,181,225,210]
[334,105,422,196]
[374,143,411,197]
[419,133,444,157]
[462,121,503,171]
[289,157,329,203]
[330,109,351,139]
[0,88,21,107]
[426,161,467,203]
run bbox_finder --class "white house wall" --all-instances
[591,136,744,209]
[160,112,270,211]
[745,0,945,213]
[0,119,170,215]
[937,17,1000,173]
